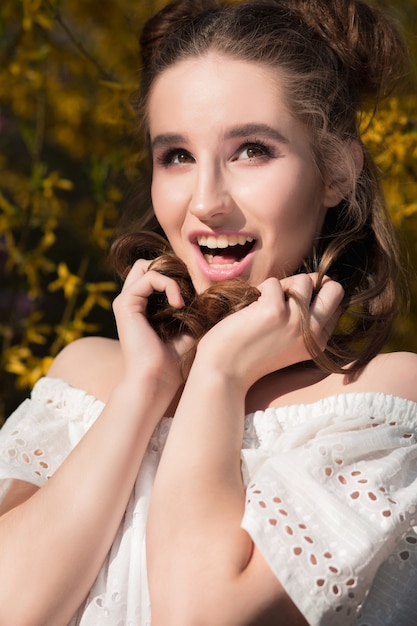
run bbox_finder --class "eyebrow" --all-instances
[151,133,187,151]
[150,123,289,152]
[225,123,289,144]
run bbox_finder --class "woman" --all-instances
[0,0,416,624]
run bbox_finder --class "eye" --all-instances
[234,142,276,162]
[173,151,194,165]
[156,149,194,167]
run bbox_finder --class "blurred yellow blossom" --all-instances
[79,282,118,318]
[49,263,82,299]
[25,312,52,345]
[4,348,54,389]
[42,172,74,198]
[53,318,100,348]
[1,0,416,424]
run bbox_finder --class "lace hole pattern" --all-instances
[242,399,417,623]
[246,481,360,620]
[7,434,51,479]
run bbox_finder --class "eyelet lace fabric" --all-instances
[1,378,417,625]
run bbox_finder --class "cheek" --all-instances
[151,179,186,251]
[150,175,164,215]
[283,174,327,229]
[151,178,173,227]
[152,174,187,215]
[264,180,327,267]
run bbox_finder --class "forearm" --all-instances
[147,356,307,626]
[147,357,254,622]
[0,377,171,626]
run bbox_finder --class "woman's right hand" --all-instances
[112,259,193,396]
[0,260,195,626]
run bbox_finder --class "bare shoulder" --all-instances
[344,351,417,403]
[47,336,123,403]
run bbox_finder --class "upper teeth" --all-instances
[197,234,254,249]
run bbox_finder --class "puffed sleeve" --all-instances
[0,377,104,502]
[240,392,417,625]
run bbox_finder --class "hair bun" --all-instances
[140,0,219,68]
[286,0,408,100]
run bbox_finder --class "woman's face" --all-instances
[149,53,338,292]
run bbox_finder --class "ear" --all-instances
[323,140,364,208]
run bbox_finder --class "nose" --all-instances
[188,161,234,224]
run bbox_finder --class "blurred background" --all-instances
[0,0,416,423]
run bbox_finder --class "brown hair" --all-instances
[111,0,409,374]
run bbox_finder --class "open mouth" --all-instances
[197,234,256,267]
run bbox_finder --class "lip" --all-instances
[190,230,257,282]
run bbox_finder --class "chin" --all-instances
[190,275,212,294]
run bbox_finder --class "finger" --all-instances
[280,274,315,319]
[256,276,286,299]
[258,274,314,299]
[310,278,344,338]
[254,277,310,334]
[122,259,152,288]
[123,269,185,309]
[280,274,314,299]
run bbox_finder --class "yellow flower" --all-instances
[53,318,100,346]
[92,207,117,249]
[78,281,117,317]
[25,312,52,345]
[49,263,82,298]
[3,347,32,377]
[42,171,73,199]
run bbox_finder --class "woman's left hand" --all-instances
[196,273,344,391]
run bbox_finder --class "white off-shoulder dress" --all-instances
[1,377,417,625]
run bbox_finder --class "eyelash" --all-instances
[155,149,193,167]
[235,141,277,161]
[155,140,278,168]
